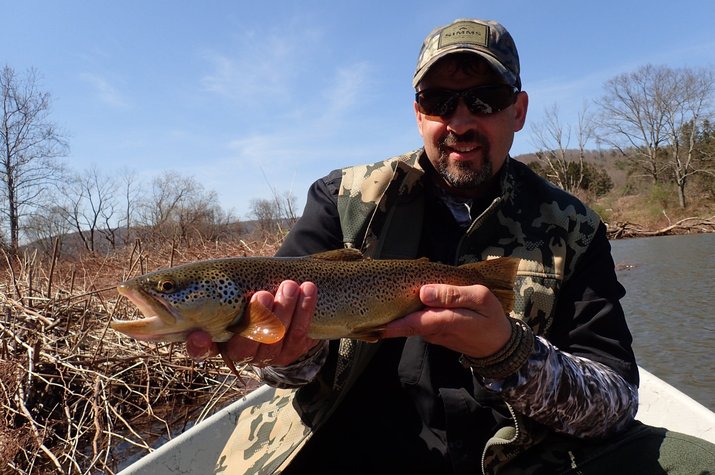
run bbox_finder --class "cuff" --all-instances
[459,317,535,379]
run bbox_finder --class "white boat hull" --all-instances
[118,366,715,474]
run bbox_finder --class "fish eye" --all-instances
[156,279,176,293]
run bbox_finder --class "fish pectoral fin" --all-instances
[308,248,367,261]
[227,300,286,344]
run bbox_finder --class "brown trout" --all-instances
[112,249,520,344]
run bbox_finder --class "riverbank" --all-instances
[1,220,713,473]
[592,188,715,239]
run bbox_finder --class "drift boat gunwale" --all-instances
[116,366,715,474]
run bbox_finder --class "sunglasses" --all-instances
[415,85,519,118]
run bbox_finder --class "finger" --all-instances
[381,308,460,339]
[256,282,317,365]
[274,280,301,320]
[251,281,299,363]
[221,332,261,364]
[186,330,219,361]
[282,281,318,348]
[420,284,494,312]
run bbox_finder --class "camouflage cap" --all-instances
[413,18,521,90]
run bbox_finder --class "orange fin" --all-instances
[227,300,286,344]
[308,248,367,261]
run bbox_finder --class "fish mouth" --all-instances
[112,283,185,340]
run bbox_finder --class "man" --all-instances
[188,18,715,474]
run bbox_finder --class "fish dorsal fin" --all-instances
[308,248,367,261]
[228,300,286,344]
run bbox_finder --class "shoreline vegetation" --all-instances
[1,220,714,473]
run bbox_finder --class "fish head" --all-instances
[112,261,247,343]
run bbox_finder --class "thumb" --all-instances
[420,284,487,309]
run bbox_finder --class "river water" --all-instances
[610,233,715,411]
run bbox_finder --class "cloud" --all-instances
[224,58,375,167]
[318,61,373,122]
[199,25,321,106]
[79,72,130,109]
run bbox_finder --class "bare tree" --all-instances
[661,67,714,208]
[0,65,68,254]
[249,190,298,240]
[61,166,119,252]
[597,64,715,208]
[139,170,231,243]
[117,167,144,245]
[595,64,671,184]
[23,205,72,255]
[530,103,595,193]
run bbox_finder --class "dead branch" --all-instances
[607,215,715,239]
[0,237,277,473]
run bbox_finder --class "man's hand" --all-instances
[186,280,319,367]
[381,283,512,358]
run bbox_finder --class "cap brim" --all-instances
[412,46,517,89]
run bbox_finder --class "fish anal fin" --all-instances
[308,248,367,261]
[228,300,286,344]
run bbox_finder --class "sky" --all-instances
[3,0,715,219]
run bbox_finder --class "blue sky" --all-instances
[4,0,715,219]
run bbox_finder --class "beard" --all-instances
[433,130,493,191]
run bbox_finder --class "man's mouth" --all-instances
[445,143,480,159]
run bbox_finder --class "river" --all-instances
[610,232,715,411]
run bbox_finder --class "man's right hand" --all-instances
[186,280,320,368]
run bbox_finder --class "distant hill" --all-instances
[513,149,628,188]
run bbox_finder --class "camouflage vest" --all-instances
[233,149,602,474]
[334,149,602,473]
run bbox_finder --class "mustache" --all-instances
[439,130,489,149]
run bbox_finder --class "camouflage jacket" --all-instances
[253,149,639,474]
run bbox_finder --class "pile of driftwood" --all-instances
[607,215,715,239]
[0,239,274,474]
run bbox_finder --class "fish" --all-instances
[111,248,520,345]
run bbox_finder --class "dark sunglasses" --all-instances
[415,85,519,118]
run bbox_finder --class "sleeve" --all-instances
[257,341,330,388]
[259,170,343,388]
[475,223,639,438]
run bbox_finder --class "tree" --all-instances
[596,64,671,184]
[61,166,119,252]
[693,119,715,199]
[661,68,714,208]
[596,64,715,208]
[139,170,232,243]
[530,103,595,193]
[118,167,143,245]
[0,65,68,254]
[249,190,298,240]
[23,205,72,255]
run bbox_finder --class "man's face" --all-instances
[415,57,528,197]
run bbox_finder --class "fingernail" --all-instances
[282,282,298,298]
[421,285,437,303]
[301,282,317,298]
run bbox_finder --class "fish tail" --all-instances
[458,257,520,313]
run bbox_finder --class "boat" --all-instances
[118,366,715,474]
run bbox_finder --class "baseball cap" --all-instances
[412,19,521,90]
